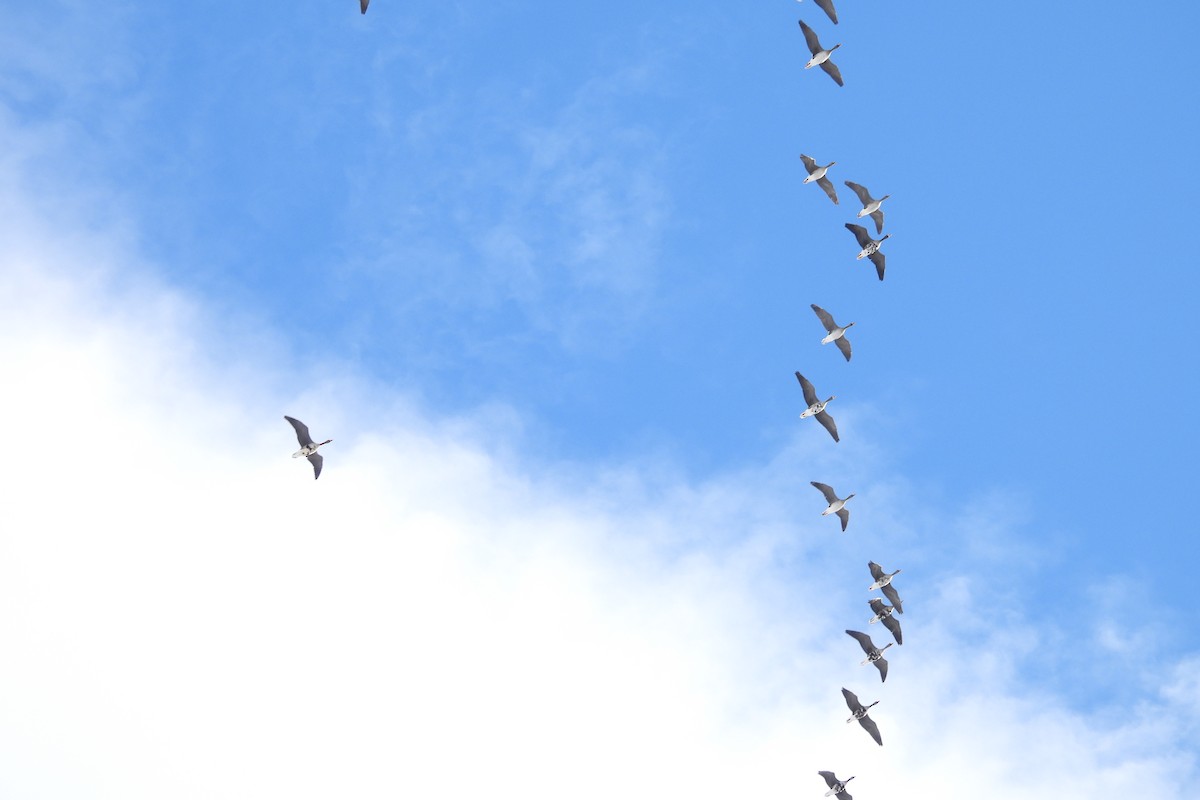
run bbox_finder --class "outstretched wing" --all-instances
[285,415,314,448]
[858,714,882,746]
[845,629,874,653]
[870,207,885,235]
[881,583,904,614]
[815,410,840,442]
[841,687,863,714]
[844,181,875,208]
[818,771,839,790]
[873,656,888,683]
[819,58,844,87]
[813,0,838,24]
[307,452,324,480]
[795,371,819,406]
[816,175,840,204]
[360,0,369,13]
[799,154,818,174]
[868,561,885,582]
[798,20,823,56]
[845,222,872,249]
[868,598,888,617]
[811,303,838,332]
[881,614,903,645]
[811,481,838,504]
[836,507,850,531]
[868,249,886,281]
[834,335,852,362]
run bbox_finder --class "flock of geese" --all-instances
[283,3,906,797]
[796,1,904,796]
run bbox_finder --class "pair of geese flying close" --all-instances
[846,562,905,680]
[799,159,891,234]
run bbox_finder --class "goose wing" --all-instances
[815,409,840,442]
[819,58,844,87]
[841,687,864,714]
[858,714,882,746]
[845,222,872,249]
[816,175,840,204]
[798,20,823,56]
[869,207,885,235]
[844,181,876,208]
[811,303,838,333]
[834,335,852,361]
[881,613,903,645]
[285,415,315,448]
[836,507,850,531]
[360,0,369,12]
[795,371,819,406]
[881,582,904,614]
[868,598,888,618]
[812,0,838,24]
[800,154,819,174]
[873,655,888,683]
[818,771,839,790]
[307,452,324,480]
[845,629,875,654]
[811,481,839,504]
[868,561,885,582]
[868,249,886,281]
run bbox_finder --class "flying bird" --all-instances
[360,0,369,13]
[798,21,843,86]
[285,415,332,480]
[844,181,890,234]
[845,223,889,281]
[841,688,882,746]
[869,561,904,613]
[811,481,854,531]
[799,155,839,205]
[846,629,893,682]
[818,771,856,800]
[795,371,839,442]
[810,304,854,362]
[868,598,903,645]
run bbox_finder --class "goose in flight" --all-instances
[868,598,903,645]
[869,561,904,613]
[285,415,332,480]
[799,0,839,25]
[844,181,890,234]
[817,771,855,800]
[841,688,882,746]
[846,629,893,682]
[795,371,839,442]
[810,304,854,362]
[811,481,853,531]
[845,223,889,281]
[798,21,843,86]
[800,155,839,205]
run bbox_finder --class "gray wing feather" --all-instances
[800,154,818,173]
[834,336,852,361]
[285,415,314,447]
[845,222,872,249]
[795,371,819,406]
[845,629,874,653]
[881,583,904,614]
[816,410,840,442]
[811,481,839,504]
[858,714,882,746]
[844,181,875,207]
[816,175,840,204]
[836,507,849,531]
[868,561,885,581]
[868,249,886,281]
[307,452,323,480]
[798,20,822,55]
[868,598,887,616]
[841,687,863,713]
[881,614,903,645]
[819,58,844,87]
[813,0,838,24]
[360,0,369,13]
[870,208,885,235]
[874,656,888,682]
[818,771,838,789]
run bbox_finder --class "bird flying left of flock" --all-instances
[283,4,911,797]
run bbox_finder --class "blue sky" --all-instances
[2,1,1199,796]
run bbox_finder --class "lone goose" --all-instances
[818,771,855,800]
[846,629,893,682]
[844,181,890,234]
[841,688,882,746]
[285,415,332,480]
[799,0,839,25]
[868,598,903,645]
[798,21,843,87]
[360,0,369,12]
[869,561,904,613]
[844,223,889,281]
[799,155,839,205]
[795,372,839,442]
[811,481,854,531]
[810,304,854,362]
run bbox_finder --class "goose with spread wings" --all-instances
[811,481,853,531]
[869,561,904,613]
[798,21,843,86]
[841,688,882,746]
[818,771,855,800]
[846,629,893,682]
[800,155,839,205]
[795,371,839,442]
[285,416,332,480]
[844,181,890,234]
[810,304,854,362]
[845,223,889,281]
